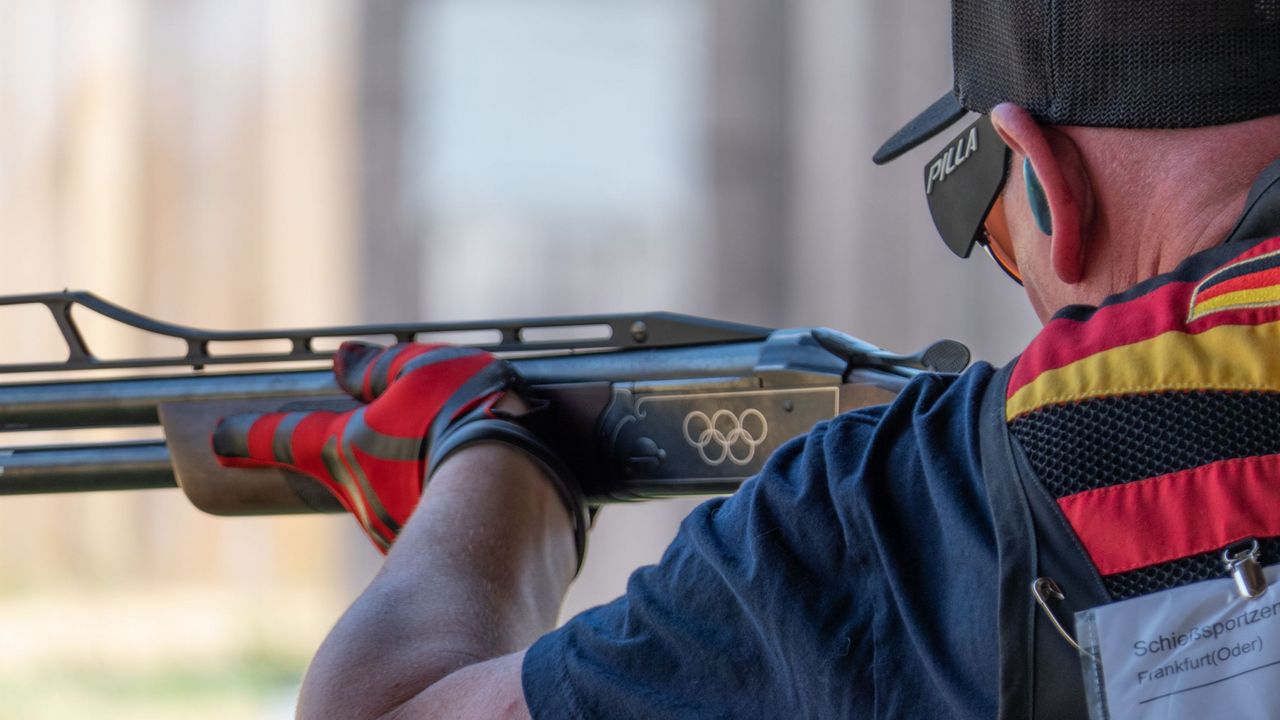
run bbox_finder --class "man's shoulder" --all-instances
[825,362,997,449]
[810,363,998,515]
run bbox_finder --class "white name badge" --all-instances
[1075,564,1280,720]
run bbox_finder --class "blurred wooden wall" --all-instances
[0,0,1042,668]
[0,0,364,601]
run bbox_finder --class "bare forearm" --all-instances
[296,444,576,720]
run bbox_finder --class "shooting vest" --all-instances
[981,157,1280,720]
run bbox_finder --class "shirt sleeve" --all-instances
[521,414,877,720]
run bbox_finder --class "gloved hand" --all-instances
[211,342,589,565]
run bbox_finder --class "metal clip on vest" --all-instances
[1224,538,1267,600]
[1031,577,1097,658]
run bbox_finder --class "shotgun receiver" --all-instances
[0,291,970,514]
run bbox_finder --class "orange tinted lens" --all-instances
[981,194,1021,283]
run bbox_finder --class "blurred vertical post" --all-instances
[358,0,420,322]
[706,0,793,328]
[261,0,357,328]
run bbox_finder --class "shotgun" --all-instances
[0,291,969,514]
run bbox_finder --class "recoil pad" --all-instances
[427,414,590,575]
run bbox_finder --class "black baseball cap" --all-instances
[874,0,1280,165]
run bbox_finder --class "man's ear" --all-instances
[989,103,1094,285]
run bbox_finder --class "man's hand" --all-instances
[209,342,590,718]
[211,342,588,559]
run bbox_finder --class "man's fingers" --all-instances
[333,342,445,402]
[333,342,386,401]
[335,342,492,403]
[213,411,272,467]
[212,410,326,469]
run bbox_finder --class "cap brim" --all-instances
[872,92,968,165]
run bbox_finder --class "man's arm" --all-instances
[296,441,575,720]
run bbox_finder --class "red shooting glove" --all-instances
[211,342,588,564]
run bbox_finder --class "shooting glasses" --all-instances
[922,114,1020,284]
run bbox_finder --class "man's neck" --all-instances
[1075,122,1280,297]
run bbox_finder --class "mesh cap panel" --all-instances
[954,0,1052,115]
[954,0,1280,127]
[876,0,1280,162]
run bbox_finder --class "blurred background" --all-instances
[0,0,1038,717]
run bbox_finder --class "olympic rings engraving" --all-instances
[682,408,769,467]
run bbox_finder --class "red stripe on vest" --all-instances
[1008,236,1280,399]
[1008,280,1194,398]
[1195,264,1280,304]
[1057,454,1280,576]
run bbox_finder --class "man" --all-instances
[214,1,1280,717]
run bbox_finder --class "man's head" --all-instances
[875,0,1280,322]
[988,106,1280,321]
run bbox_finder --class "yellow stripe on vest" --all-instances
[1188,285,1280,322]
[1006,319,1280,420]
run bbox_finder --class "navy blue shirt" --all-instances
[523,364,1001,719]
